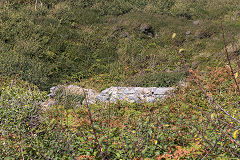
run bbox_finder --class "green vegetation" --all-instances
[1,64,240,159]
[0,0,239,90]
[0,0,240,159]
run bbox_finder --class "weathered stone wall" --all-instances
[96,86,173,103]
[42,85,173,108]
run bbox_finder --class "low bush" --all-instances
[1,0,239,90]
[1,57,240,159]
[126,71,187,87]
[0,77,201,158]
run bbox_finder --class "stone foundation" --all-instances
[42,85,173,108]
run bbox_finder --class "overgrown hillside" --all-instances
[1,0,240,159]
[0,0,239,90]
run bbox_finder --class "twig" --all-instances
[220,21,240,93]
[83,89,104,159]
[107,101,111,140]
[35,0,38,10]
[16,126,24,160]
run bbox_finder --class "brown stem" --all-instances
[83,89,104,158]
[220,21,240,93]
[16,126,24,160]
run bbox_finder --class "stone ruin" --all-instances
[41,85,173,108]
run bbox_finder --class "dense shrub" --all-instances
[2,60,240,159]
[0,0,239,91]
[0,51,55,90]
[0,77,200,159]
[0,77,47,158]
[126,71,187,87]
